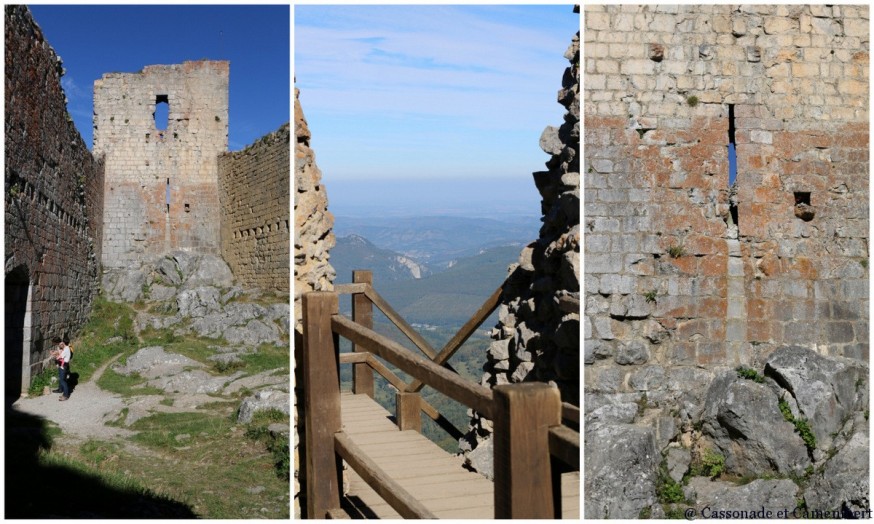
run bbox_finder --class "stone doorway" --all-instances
[5,266,32,404]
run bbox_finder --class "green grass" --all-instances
[242,408,290,481]
[71,295,139,383]
[97,368,164,397]
[129,412,232,450]
[29,367,57,396]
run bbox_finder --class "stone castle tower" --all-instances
[94,60,229,267]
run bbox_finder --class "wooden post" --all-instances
[351,270,374,398]
[396,391,421,433]
[493,383,561,519]
[302,292,343,518]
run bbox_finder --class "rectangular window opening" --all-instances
[794,192,811,206]
[727,104,738,230]
[155,95,169,131]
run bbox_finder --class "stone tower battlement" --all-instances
[95,60,229,267]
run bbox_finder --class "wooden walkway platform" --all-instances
[338,392,580,519]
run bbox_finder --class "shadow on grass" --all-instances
[5,407,196,518]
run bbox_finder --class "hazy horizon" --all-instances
[323,175,544,220]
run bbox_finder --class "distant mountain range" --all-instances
[332,215,539,267]
[331,228,523,326]
[332,234,431,283]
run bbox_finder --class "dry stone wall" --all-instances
[293,86,336,518]
[584,5,868,518]
[5,5,104,390]
[94,60,229,268]
[218,123,290,292]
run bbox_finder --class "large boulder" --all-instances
[701,371,810,476]
[183,254,235,289]
[103,267,146,302]
[804,415,870,516]
[176,286,221,318]
[585,422,658,519]
[765,345,868,451]
[237,389,290,423]
[685,478,799,516]
[113,346,203,379]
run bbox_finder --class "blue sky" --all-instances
[28,5,290,152]
[295,4,579,217]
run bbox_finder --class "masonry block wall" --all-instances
[5,5,105,389]
[94,60,229,268]
[585,5,869,391]
[218,123,290,291]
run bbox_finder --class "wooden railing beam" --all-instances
[493,383,562,519]
[334,283,368,295]
[363,286,438,360]
[302,292,343,519]
[332,314,495,419]
[396,391,422,433]
[548,425,580,470]
[352,270,375,398]
[335,432,437,519]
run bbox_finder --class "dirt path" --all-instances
[12,354,134,440]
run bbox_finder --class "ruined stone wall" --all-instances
[462,6,580,475]
[94,60,228,268]
[293,86,336,518]
[584,5,868,518]
[218,123,290,292]
[5,5,105,388]
[585,3,868,393]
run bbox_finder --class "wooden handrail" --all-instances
[335,432,437,519]
[334,282,368,294]
[332,314,495,420]
[338,352,368,364]
[407,284,502,393]
[363,285,438,358]
[548,425,580,470]
[304,283,573,519]
[561,402,580,426]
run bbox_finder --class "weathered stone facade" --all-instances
[94,60,229,268]
[293,86,336,518]
[584,5,868,518]
[4,5,105,394]
[460,6,581,477]
[218,123,290,292]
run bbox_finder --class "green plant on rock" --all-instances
[691,449,725,479]
[736,366,764,383]
[687,95,699,107]
[644,289,658,303]
[667,244,685,258]
[860,259,868,269]
[778,397,817,452]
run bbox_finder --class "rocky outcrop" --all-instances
[103,251,288,348]
[463,5,580,470]
[294,87,335,326]
[294,86,335,518]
